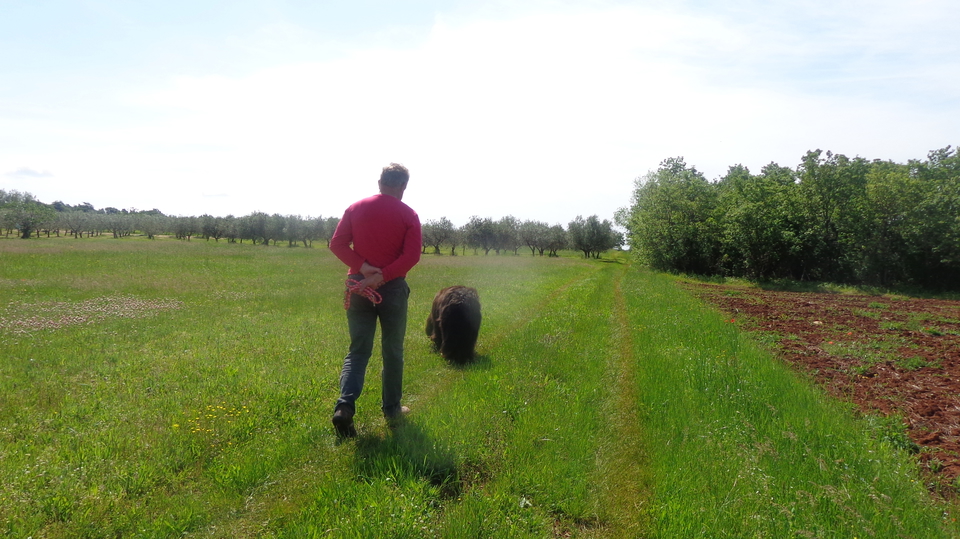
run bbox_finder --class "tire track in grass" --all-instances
[192,260,633,538]
[246,265,602,536]
[423,261,623,536]
[465,260,604,353]
[594,262,651,536]
[404,261,604,416]
[217,261,606,536]
[427,259,652,537]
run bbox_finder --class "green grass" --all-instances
[1,236,958,537]
[623,270,955,537]
[823,337,910,364]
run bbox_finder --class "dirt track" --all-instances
[686,283,960,493]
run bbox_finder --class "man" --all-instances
[329,163,422,437]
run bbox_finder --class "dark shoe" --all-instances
[385,406,410,428]
[332,405,357,438]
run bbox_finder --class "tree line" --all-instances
[618,146,960,289]
[0,191,623,258]
[422,215,621,258]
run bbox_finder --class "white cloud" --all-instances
[5,167,54,178]
[3,2,957,224]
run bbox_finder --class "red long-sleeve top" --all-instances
[329,194,422,282]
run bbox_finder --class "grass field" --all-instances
[1,237,958,537]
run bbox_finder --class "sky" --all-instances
[2,0,958,227]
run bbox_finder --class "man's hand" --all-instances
[358,271,385,291]
[360,261,382,279]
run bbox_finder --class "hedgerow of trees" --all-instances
[0,190,56,239]
[618,147,960,289]
[0,191,623,258]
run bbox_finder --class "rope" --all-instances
[343,278,382,310]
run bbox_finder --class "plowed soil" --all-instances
[685,282,960,494]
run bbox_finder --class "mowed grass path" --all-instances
[1,238,956,537]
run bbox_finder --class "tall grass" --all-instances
[1,237,957,537]
[624,269,955,537]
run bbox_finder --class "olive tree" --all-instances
[463,216,496,255]
[0,190,56,239]
[494,216,520,255]
[567,215,621,259]
[519,220,550,255]
[422,217,455,254]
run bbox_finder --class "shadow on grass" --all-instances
[679,271,960,299]
[443,353,492,371]
[331,353,495,497]
[595,257,628,264]
[351,420,463,498]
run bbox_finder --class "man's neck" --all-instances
[380,187,405,200]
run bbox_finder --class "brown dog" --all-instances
[425,286,481,364]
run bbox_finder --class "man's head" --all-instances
[379,163,409,199]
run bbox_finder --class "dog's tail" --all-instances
[439,300,481,363]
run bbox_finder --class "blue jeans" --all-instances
[336,276,410,417]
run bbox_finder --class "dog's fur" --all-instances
[425,286,481,363]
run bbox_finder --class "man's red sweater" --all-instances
[329,194,422,282]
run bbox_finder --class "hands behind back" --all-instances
[359,261,384,291]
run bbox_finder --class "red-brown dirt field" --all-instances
[685,282,960,495]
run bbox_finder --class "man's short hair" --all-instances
[380,163,409,188]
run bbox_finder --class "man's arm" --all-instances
[380,217,422,282]
[331,211,383,290]
[329,211,366,270]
